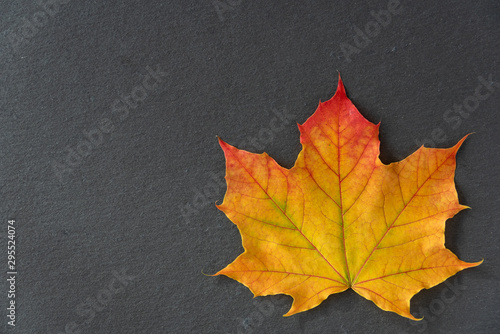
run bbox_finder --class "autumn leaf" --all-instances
[213,76,481,320]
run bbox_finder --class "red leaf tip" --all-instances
[217,136,228,148]
[335,73,346,97]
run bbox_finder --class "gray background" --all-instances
[1,0,499,333]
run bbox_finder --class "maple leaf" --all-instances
[214,76,481,320]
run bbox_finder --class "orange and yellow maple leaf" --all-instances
[214,76,481,320]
